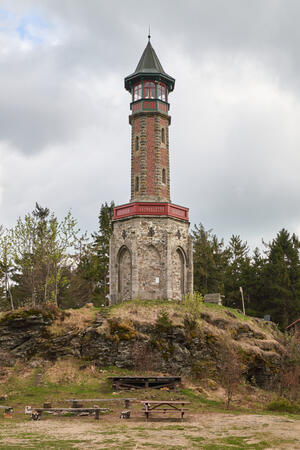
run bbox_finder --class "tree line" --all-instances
[0,202,114,311]
[1,202,300,328]
[193,224,300,328]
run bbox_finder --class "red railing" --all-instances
[113,202,189,221]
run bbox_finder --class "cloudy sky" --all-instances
[1,0,300,249]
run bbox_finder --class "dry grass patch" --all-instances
[109,301,184,326]
[43,358,99,384]
[48,304,96,336]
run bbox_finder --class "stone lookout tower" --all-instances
[109,36,193,304]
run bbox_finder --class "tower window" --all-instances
[162,168,166,184]
[133,83,142,101]
[144,81,155,99]
[161,128,165,144]
[135,176,139,192]
[157,82,167,101]
[135,136,139,151]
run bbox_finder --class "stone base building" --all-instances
[110,214,193,303]
[109,36,193,304]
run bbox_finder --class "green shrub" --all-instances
[183,292,203,320]
[107,317,139,341]
[266,398,300,414]
[156,309,172,331]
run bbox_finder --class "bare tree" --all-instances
[0,227,15,310]
[219,340,244,409]
[273,331,300,402]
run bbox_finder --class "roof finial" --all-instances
[148,25,151,41]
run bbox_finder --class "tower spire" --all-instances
[148,25,151,41]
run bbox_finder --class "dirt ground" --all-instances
[1,411,300,449]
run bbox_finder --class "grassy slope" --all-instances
[0,300,285,414]
[0,301,299,449]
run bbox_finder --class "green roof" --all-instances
[125,39,175,92]
[135,40,166,74]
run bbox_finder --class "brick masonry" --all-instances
[130,111,171,203]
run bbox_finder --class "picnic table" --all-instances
[141,400,190,421]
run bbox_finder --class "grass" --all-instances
[179,388,223,408]
[266,398,300,414]
[48,304,97,336]
[106,298,278,339]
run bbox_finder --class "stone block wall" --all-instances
[109,215,193,303]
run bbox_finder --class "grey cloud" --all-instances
[1,0,300,249]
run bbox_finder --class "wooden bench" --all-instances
[26,406,108,420]
[65,398,137,409]
[141,400,190,421]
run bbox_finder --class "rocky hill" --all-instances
[0,300,284,388]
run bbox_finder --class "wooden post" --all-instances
[125,399,130,409]
[239,286,245,315]
[95,408,100,420]
[145,403,149,421]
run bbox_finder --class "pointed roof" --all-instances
[135,40,166,74]
[125,38,175,92]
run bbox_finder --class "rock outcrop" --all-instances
[0,304,284,388]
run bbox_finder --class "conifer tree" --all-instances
[224,235,251,310]
[74,201,115,304]
[192,224,228,294]
[262,229,300,327]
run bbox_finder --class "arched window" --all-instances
[135,136,139,151]
[133,83,142,101]
[135,176,139,192]
[162,168,166,184]
[161,128,165,144]
[144,81,155,99]
[157,82,167,101]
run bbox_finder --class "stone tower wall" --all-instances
[130,112,171,203]
[109,216,193,304]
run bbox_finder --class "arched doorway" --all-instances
[118,246,132,301]
[172,247,186,299]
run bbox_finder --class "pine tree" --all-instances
[224,235,250,310]
[73,201,115,305]
[192,224,228,294]
[262,229,300,328]
[92,201,114,300]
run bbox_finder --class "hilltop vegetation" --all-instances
[0,299,287,393]
[1,202,300,329]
